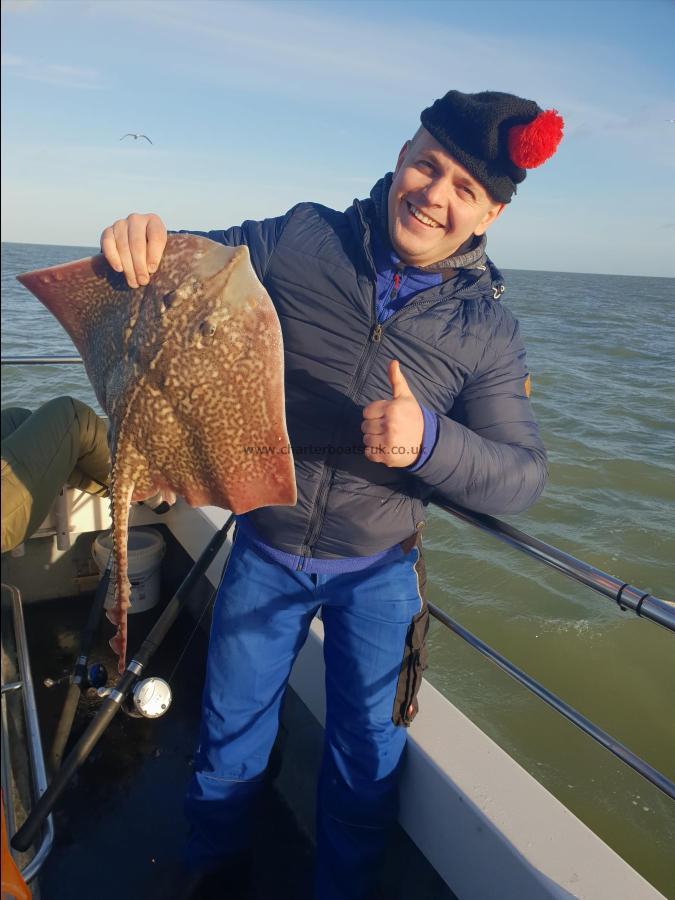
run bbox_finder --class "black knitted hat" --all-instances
[420,90,564,203]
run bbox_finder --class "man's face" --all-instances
[387,128,504,267]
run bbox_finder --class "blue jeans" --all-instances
[185,531,425,899]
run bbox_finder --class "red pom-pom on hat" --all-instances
[507,109,564,169]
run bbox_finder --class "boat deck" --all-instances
[3,498,670,899]
[23,591,315,900]
[5,521,456,900]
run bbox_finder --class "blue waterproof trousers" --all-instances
[185,530,427,899]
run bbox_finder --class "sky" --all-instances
[1,0,674,277]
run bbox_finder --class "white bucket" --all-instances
[92,527,166,614]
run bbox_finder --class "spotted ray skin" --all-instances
[17,235,297,671]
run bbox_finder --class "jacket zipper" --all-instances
[391,272,401,300]
[297,295,383,567]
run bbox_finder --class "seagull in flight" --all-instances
[119,133,153,144]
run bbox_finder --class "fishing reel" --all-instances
[44,662,109,690]
[97,675,172,719]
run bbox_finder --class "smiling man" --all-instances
[100,89,563,900]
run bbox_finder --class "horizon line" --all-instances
[1,239,673,281]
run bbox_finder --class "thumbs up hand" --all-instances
[362,360,424,467]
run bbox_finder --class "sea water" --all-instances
[2,241,674,895]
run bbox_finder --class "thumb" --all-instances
[388,359,412,399]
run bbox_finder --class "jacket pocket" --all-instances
[392,537,429,727]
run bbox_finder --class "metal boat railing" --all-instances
[2,354,674,805]
[2,356,83,365]
[428,498,674,800]
[1,584,54,881]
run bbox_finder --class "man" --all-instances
[101,90,563,899]
[2,396,110,554]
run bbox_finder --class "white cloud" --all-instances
[1,53,104,89]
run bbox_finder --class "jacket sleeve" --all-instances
[174,206,298,283]
[410,310,548,516]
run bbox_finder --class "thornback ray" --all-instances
[17,234,296,671]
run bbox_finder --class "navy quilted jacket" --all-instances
[179,179,547,559]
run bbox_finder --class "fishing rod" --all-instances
[46,550,113,774]
[46,499,179,770]
[11,514,235,853]
[432,497,675,633]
